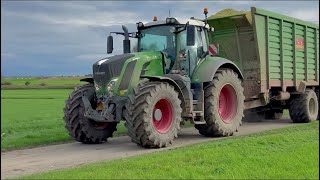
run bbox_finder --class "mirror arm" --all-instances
[201,51,209,59]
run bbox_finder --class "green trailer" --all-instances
[207,7,319,119]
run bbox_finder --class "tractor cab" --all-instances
[136,17,213,75]
[107,16,214,77]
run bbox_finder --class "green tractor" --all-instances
[63,9,245,148]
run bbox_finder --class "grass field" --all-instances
[21,122,319,179]
[2,77,86,86]
[0,89,129,151]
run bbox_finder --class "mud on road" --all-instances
[2,119,296,179]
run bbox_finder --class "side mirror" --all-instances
[107,35,113,54]
[186,25,195,46]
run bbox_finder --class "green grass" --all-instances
[22,122,319,179]
[0,89,129,151]
[2,77,86,86]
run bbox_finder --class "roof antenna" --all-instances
[169,9,171,17]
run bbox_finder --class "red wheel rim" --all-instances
[218,84,237,123]
[153,98,173,133]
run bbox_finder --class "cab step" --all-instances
[193,120,206,125]
[192,111,206,124]
[192,111,203,116]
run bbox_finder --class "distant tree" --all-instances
[25,81,31,86]
[40,82,46,86]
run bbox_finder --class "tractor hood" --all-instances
[93,51,164,97]
[93,53,135,88]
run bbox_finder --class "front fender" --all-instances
[191,56,243,83]
[113,52,164,96]
[80,77,94,84]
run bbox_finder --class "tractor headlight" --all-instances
[106,78,118,92]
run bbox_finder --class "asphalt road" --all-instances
[1,119,296,179]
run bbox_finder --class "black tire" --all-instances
[124,81,182,148]
[264,109,283,120]
[195,69,245,137]
[289,89,318,123]
[63,84,117,144]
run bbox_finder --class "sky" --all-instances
[1,0,319,76]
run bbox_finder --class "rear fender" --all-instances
[192,57,243,83]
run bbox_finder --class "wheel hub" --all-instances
[152,99,173,133]
[218,84,238,124]
[154,109,162,121]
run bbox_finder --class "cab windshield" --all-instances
[139,25,186,58]
[138,25,186,69]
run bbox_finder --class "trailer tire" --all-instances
[63,84,117,144]
[195,69,245,137]
[289,89,318,123]
[124,81,182,148]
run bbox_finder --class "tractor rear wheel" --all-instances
[195,69,245,137]
[124,81,182,148]
[63,84,117,144]
[289,89,318,123]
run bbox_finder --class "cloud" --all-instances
[1,53,16,58]
[288,9,319,23]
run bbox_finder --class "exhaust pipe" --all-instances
[122,25,131,54]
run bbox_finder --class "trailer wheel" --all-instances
[63,84,117,144]
[195,69,245,137]
[124,81,182,148]
[289,89,318,123]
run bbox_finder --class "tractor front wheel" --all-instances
[63,84,117,144]
[195,69,245,137]
[124,81,182,148]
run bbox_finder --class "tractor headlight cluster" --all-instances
[107,78,118,92]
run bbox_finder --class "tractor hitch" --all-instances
[82,95,116,122]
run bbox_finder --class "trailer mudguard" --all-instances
[191,56,243,83]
